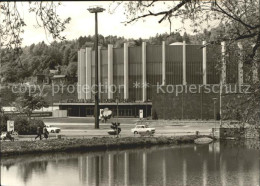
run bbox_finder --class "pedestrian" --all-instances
[43,126,49,139]
[35,126,42,140]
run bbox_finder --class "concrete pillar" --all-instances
[77,51,81,99]
[108,44,113,99]
[98,46,101,99]
[124,43,129,100]
[162,41,166,85]
[221,42,226,84]
[80,49,86,99]
[237,43,244,85]
[142,42,147,102]
[202,41,207,85]
[86,47,92,99]
[183,41,187,85]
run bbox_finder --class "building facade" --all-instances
[57,41,257,118]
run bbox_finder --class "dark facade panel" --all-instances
[226,45,238,84]
[207,45,221,84]
[101,49,108,100]
[113,48,124,99]
[91,51,95,99]
[165,45,183,85]
[129,46,142,101]
[147,45,162,100]
[186,45,203,84]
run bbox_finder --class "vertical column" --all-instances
[124,43,129,100]
[162,41,166,85]
[108,44,114,99]
[183,41,187,85]
[221,42,226,84]
[237,43,244,85]
[86,47,92,99]
[77,51,81,99]
[98,46,101,99]
[202,41,207,85]
[142,42,147,102]
[80,49,86,99]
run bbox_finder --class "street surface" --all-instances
[35,117,221,139]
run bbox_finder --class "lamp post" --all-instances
[212,97,217,137]
[87,6,105,129]
[212,98,217,120]
[116,97,119,137]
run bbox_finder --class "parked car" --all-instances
[131,123,155,134]
[46,125,61,133]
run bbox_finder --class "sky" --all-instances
[19,1,195,46]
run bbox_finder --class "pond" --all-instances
[1,140,259,186]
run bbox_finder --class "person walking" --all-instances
[43,126,49,140]
[35,126,42,140]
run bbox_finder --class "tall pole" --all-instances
[95,12,99,129]
[116,98,119,137]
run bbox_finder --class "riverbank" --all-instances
[0,135,212,156]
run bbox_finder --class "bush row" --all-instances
[0,115,45,135]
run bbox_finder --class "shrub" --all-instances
[14,117,45,135]
[0,114,9,132]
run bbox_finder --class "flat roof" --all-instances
[54,102,152,106]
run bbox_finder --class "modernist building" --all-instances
[56,41,258,118]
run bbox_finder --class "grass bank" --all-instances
[0,135,210,156]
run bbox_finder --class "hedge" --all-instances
[0,115,45,135]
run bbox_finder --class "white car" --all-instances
[46,125,61,133]
[131,124,155,134]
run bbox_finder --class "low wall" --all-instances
[219,127,260,139]
[52,110,67,117]
[152,85,220,119]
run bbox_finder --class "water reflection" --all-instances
[1,140,259,186]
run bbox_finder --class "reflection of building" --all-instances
[55,41,255,118]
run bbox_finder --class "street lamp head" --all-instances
[87,5,105,13]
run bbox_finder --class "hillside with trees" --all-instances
[0,32,191,84]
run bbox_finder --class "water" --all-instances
[1,140,259,186]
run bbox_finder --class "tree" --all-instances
[66,62,77,78]
[1,2,71,51]
[12,89,49,120]
[116,0,260,125]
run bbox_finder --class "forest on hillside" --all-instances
[0,30,215,84]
